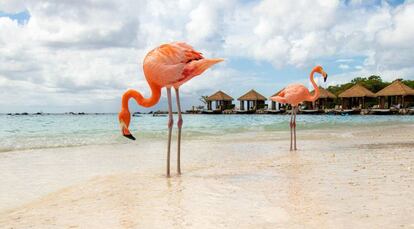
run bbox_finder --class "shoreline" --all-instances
[1,119,413,154]
[1,124,413,228]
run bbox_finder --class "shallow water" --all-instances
[0,114,413,152]
[1,124,413,228]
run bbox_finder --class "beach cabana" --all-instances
[238,89,267,111]
[305,87,337,110]
[269,89,285,110]
[338,84,376,109]
[205,90,234,111]
[375,80,414,109]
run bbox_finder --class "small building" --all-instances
[269,89,285,110]
[238,89,267,111]
[375,80,414,108]
[305,87,337,110]
[338,84,376,109]
[205,90,234,111]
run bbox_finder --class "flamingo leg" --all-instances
[293,106,297,151]
[166,88,174,177]
[175,87,183,175]
[290,106,294,151]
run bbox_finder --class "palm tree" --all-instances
[199,95,208,105]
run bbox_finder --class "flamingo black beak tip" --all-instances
[123,134,136,141]
[324,74,328,82]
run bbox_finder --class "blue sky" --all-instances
[0,10,30,24]
[0,0,413,113]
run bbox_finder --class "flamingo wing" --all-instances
[284,84,311,105]
[144,42,218,87]
[270,89,288,104]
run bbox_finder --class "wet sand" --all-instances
[1,125,413,228]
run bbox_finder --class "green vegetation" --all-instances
[402,79,414,89]
[327,75,414,95]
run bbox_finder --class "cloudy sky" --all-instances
[0,0,413,113]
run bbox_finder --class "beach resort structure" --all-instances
[306,87,337,110]
[198,80,414,115]
[205,90,234,111]
[237,89,267,111]
[338,84,376,109]
[375,80,414,109]
[269,89,285,110]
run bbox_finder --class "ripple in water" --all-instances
[0,114,413,152]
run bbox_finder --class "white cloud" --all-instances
[0,0,414,112]
[336,58,354,63]
[339,64,350,70]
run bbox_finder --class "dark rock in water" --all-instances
[7,113,12,115]
[21,112,28,115]
[78,112,85,115]
[69,112,76,115]
[34,112,43,115]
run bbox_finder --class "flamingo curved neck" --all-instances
[309,69,319,102]
[121,82,161,110]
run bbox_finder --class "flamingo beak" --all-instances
[123,132,136,140]
[120,121,136,140]
[322,71,328,82]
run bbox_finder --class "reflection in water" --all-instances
[287,151,302,211]
[286,152,327,227]
[166,176,186,229]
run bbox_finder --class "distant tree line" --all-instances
[327,75,414,95]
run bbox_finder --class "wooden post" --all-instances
[362,97,365,109]
[402,96,405,108]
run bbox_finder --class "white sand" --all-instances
[1,125,413,228]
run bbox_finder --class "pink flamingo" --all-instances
[271,66,328,151]
[118,42,223,176]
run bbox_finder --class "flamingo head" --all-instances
[313,65,328,82]
[118,109,135,140]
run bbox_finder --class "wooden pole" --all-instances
[402,96,405,108]
[362,97,365,109]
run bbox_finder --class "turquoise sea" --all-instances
[1,114,413,152]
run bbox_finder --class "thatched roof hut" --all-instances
[205,90,234,111]
[238,89,267,111]
[238,89,267,101]
[310,87,337,99]
[270,88,284,98]
[305,87,337,109]
[375,80,414,96]
[338,84,376,109]
[269,89,285,110]
[339,84,376,98]
[206,90,233,101]
[375,80,414,108]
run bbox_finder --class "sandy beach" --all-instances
[1,124,413,228]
